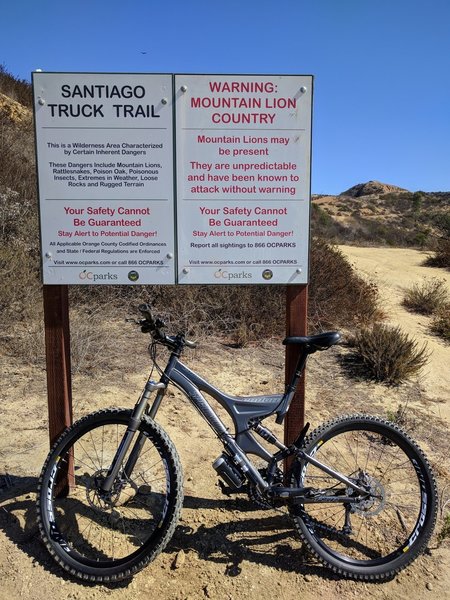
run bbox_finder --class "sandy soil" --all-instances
[0,246,449,600]
[339,246,450,420]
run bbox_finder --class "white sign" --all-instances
[175,74,312,284]
[33,72,175,284]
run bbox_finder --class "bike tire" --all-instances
[289,414,437,580]
[37,408,183,582]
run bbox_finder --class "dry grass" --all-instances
[402,278,449,315]
[350,323,429,384]
[430,305,450,342]
[425,238,450,270]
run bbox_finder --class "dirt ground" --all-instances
[1,246,449,600]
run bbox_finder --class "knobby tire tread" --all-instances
[289,414,437,581]
[37,408,184,583]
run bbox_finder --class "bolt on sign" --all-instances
[33,72,175,285]
[33,72,312,285]
[175,74,313,285]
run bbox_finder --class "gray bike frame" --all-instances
[103,350,369,500]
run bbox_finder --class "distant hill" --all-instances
[340,180,408,198]
[312,183,449,249]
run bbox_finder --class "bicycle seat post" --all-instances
[275,345,310,425]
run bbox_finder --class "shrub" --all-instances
[425,237,450,269]
[310,203,349,240]
[351,323,429,384]
[67,239,381,347]
[437,514,450,545]
[425,211,450,269]
[402,278,449,315]
[0,64,32,107]
[386,403,415,430]
[308,238,380,330]
[430,305,450,342]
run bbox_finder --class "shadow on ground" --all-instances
[0,475,355,588]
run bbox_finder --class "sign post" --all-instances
[33,72,313,455]
[43,285,72,445]
[284,284,308,450]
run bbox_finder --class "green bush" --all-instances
[310,203,349,241]
[308,239,380,330]
[351,323,429,384]
[402,278,449,315]
[437,514,450,545]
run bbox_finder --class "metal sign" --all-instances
[33,72,175,284]
[33,72,312,285]
[175,74,312,285]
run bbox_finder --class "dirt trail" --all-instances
[0,246,449,600]
[339,246,450,420]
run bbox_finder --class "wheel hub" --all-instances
[347,472,386,516]
[86,469,126,510]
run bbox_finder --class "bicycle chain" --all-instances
[247,467,284,510]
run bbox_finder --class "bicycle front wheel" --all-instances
[37,408,183,582]
[289,414,437,580]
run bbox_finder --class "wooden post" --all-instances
[43,284,73,444]
[284,284,308,450]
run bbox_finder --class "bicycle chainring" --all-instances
[247,467,284,509]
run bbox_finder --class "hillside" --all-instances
[0,72,448,254]
[312,182,449,248]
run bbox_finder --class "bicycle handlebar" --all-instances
[137,304,197,349]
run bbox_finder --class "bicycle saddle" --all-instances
[282,331,341,351]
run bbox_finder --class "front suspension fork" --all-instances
[100,380,166,493]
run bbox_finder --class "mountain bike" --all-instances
[37,304,437,583]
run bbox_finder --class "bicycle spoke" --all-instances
[292,416,435,572]
[46,416,176,564]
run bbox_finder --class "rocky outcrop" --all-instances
[340,180,408,197]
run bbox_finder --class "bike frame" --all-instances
[102,342,370,503]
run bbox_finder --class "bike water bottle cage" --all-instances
[283,331,341,353]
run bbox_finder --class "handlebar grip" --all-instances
[138,303,154,322]
[138,304,195,348]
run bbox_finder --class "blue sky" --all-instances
[1,0,449,194]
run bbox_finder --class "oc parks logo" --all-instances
[214,269,252,281]
[128,270,139,282]
[78,270,118,282]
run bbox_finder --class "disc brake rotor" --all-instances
[85,469,127,511]
[347,474,386,516]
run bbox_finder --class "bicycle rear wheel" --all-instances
[289,414,437,580]
[37,408,183,582]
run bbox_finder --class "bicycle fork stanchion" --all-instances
[101,381,166,493]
